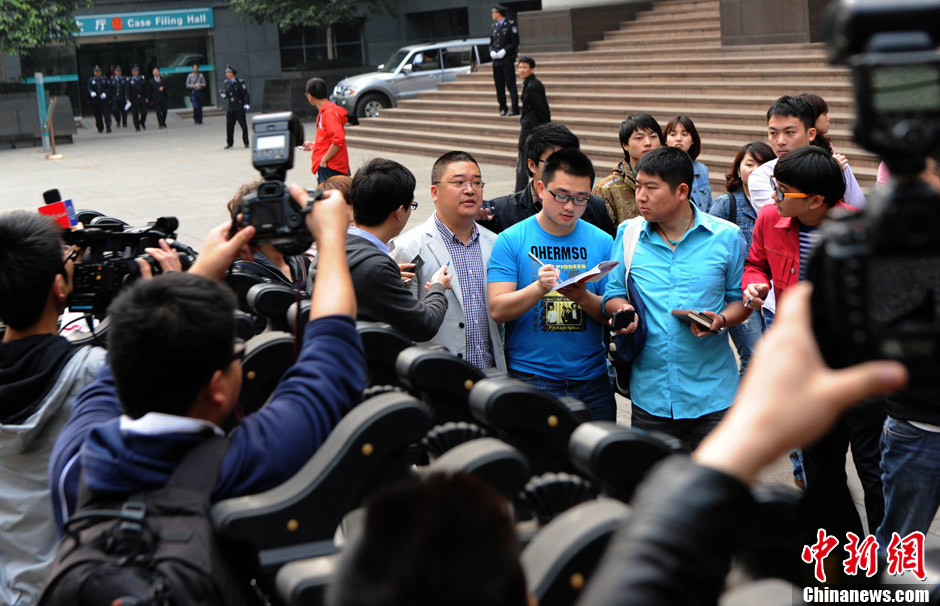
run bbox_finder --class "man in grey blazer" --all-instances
[392,151,506,370]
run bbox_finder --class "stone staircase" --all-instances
[346,0,876,191]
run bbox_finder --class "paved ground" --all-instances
[3,111,937,548]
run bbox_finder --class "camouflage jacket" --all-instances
[593,161,639,226]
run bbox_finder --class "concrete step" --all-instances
[456,67,849,84]
[429,82,854,101]
[358,115,878,170]
[560,41,825,59]
[396,93,858,114]
[632,10,720,24]
[532,54,830,71]
[642,0,721,12]
[588,30,721,49]
[605,25,721,41]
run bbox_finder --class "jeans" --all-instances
[191,89,204,124]
[630,403,725,452]
[510,370,616,421]
[876,416,940,546]
[729,309,766,376]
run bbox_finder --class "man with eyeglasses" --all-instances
[0,212,107,604]
[488,148,616,420]
[331,157,452,341]
[50,187,366,546]
[741,146,882,542]
[392,151,505,369]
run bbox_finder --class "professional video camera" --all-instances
[809,0,940,387]
[65,216,195,316]
[229,112,322,256]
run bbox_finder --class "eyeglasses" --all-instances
[62,245,78,266]
[433,180,486,190]
[405,200,418,211]
[770,176,811,200]
[544,185,590,206]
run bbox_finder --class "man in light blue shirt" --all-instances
[604,147,748,450]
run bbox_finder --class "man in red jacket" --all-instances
[743,145,884,545]
[302,77,350,182]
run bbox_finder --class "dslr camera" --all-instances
[809,0,940,386]
[65,216,195,317]
[229,112,322,256]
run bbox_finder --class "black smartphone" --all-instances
[410,254,425,274]
[611,309,636,330]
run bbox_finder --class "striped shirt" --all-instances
[434,215,496,369]
[798,222,823,281]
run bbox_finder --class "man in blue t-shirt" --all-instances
[488,149,616,420]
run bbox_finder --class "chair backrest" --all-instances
[568,421,677,503]
[231,332,296,427]
[275,553,340,606]
[212,392,432,577]
[356,322,413,387]
[521,498,631,606]
[426,437,530,502]
[248,283,303,333]
[469,377,587,475]
[395,346,487,424]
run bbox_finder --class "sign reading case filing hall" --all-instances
[76,8,213,36]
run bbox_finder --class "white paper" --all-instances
[124,100,132,111]
[551,261,619,292]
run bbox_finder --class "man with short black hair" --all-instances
[593,113,663,226]
[748,95,866,211]
[392,151,505,369]
[0,212,106,605]
[482,122,616,236]
[489,4,520,117]
[332,158,452,341]
[605,146,748,451]
[149,67,169,129]
[328,472,529,606]
[87,65,112,134]
[488,148,616,420]
[50,188,364,538]
[302,77,350,182]
[743,145,883,539]
[185,64,206,125]
[515,56,550,192]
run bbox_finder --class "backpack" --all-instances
[40,436,260,606]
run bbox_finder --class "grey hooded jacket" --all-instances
[0,339,105,606]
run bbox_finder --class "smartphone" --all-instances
[410,254,425,274]
[611,309,636,330]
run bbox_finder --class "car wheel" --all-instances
[357,93,388,118]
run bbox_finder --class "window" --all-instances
[278,21,363,70]
[408,8,469,43]
[442,46,473,70]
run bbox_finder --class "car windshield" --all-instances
[379,50,411,73]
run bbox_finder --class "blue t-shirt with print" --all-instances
[488,215,614,380]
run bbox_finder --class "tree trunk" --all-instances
[326,25,334,61]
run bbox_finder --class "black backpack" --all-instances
[40,436,260,606]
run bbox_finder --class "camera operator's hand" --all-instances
[428,264,452,291]
[694,283,907,485]
[136,239,183,279]
[399,262,416,283]
[743,283,769,310]
[294,184,347,245]
[188,218,256,281]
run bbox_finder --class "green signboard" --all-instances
[76,8,213,36]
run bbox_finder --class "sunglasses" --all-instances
[770,176,811,200]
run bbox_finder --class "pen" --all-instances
[528,251,545,266]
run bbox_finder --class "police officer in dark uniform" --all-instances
[127,66,148,130]
[149,67,169,128]
[220,65,250,149]
[87,65,112,133]
[489,4,520,116]
[110,65,128,128]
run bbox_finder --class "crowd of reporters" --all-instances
[0,87,937,605]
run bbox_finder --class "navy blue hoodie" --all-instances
[49,315,365,531]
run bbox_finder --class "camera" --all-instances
[65,216,195,316]
[230,112,320,256]
[809,0,940,386]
